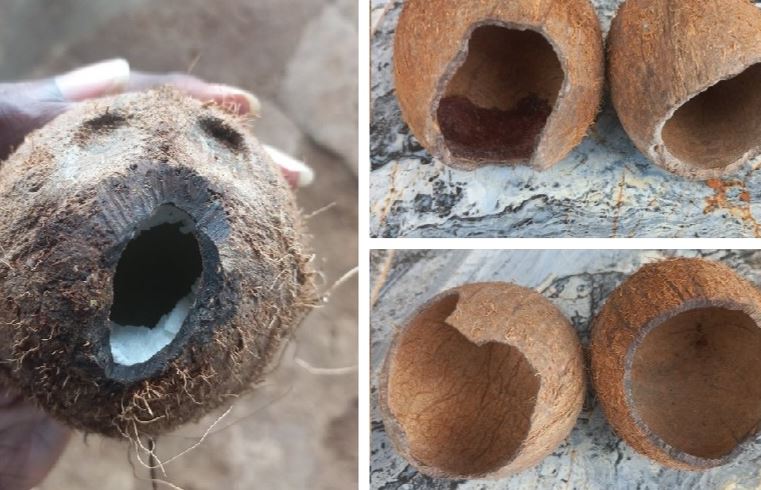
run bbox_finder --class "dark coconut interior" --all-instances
[109,204,202,367]
[662,63,761,170]
[630,307,761,460]
[436,25,563,163]
[387,293,540,476]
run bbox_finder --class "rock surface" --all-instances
[370,249,761,489]
[370,0,761,238]
[281,1,359,171]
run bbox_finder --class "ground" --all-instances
[0,1,357,489]
[371,249,761,489]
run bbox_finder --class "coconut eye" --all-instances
[75,111,128,146]
[83,112,127,133]
[199,116,245,153]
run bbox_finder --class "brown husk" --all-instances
[379,282,584,479]
[394,0,604,171]
[0,88,317,438]
[608,0,761,179]
[590,258,761,469]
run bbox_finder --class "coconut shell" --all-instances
[379,282,584,479]
[0,88,316,438]
[608,0,761,179]
[393,0,604,171]
[590,258,761,469]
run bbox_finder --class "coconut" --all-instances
[590,258,761,469]
[0,88,316,438]
[608,0,761,179]
[379,282,585,479]
[393,0,604,171]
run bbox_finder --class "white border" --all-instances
[358,1,371,489]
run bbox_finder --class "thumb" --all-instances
[54,58,130,101]
[0,58,130,160]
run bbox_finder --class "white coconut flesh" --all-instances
[109,204,203,366]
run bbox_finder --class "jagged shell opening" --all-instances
[662,63,761,170]
[436,25,563,163]
[109,204,202,366]
[631,307,761,460]
[386,293,539,476]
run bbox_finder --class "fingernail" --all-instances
[209,84,261,116]
[264,144,315,187]
[55,58,130,101]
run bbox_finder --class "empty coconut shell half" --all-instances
[393,0,604,171]
[0,88,316,438]
[609,0,761,179]
[379,282,585,479]
[591,258,761,470]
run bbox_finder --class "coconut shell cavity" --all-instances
[379,282,585,479]
[608,0,761,179]
[591,258,761,469]
[0,88,316,438]
[393,0,604,170]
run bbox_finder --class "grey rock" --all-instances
[281,3,359,172]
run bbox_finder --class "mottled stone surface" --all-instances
[370,0,761,238]
[371,249,761,490]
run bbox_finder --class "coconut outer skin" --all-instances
[379,282,585,479]
[590,258,761,470]
[393,0,604,171]
[608,0,761,179]
[0,88,316,437]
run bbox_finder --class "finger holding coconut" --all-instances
[608,0,761,179]
[379,282,585,479]
[590,258,761,470]
[393,0,604,171]
[0,87,316,438]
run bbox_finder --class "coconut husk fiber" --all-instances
[608,0,761,179]
[590,258,761,470]
[379,282,585,479]
[393,0,604,171]
[0,88,317,438]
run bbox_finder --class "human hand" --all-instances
[0,389,70,490]
[0,58,313,187]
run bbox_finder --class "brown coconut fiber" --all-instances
[379,282,585,479]
[393,0,604,171]
[608,0,761,179]
[590,258,761,470]
[0,88,317,438]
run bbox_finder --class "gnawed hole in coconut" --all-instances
[109,204,202,366]
[662,64,761,170]
[631,307,761,460]
[387,293,539,476]
[436,26,563,163]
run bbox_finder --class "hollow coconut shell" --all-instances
[0,88,316,438]
[393,0,604,171]
[608,0,761,179]
[379,282,585,479]
[590,258,761,469]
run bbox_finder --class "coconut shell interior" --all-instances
[661,63,761,171]
[436,25,563,163]
[630,307,761,460]
[386,293,540,477]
